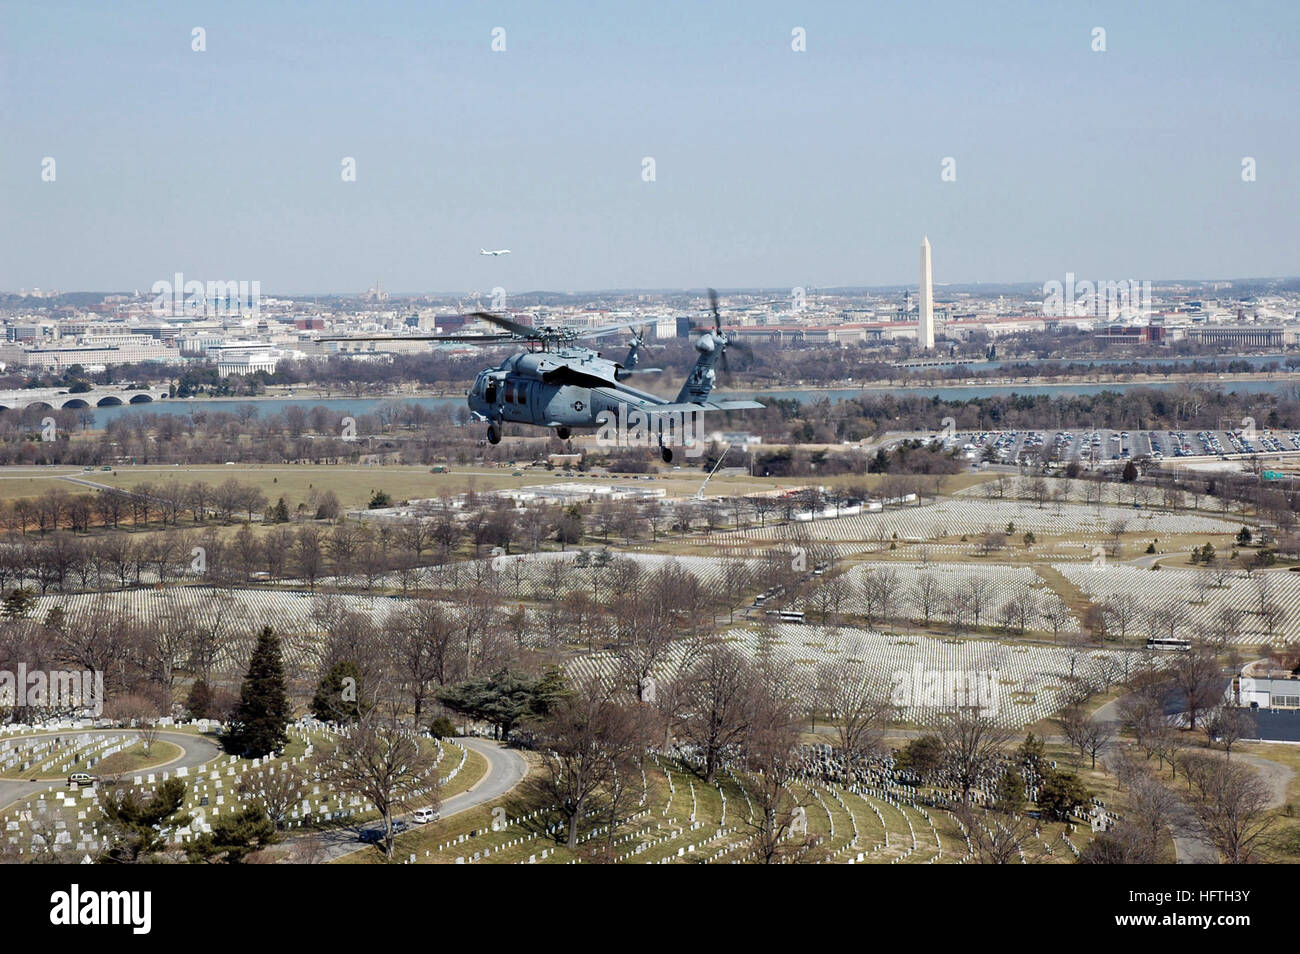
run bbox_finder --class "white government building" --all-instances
[209,343,283,377]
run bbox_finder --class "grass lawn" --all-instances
[0,462,987,510]
[0,739,183,780]
[440,746,489,801]
[96,740,184,776]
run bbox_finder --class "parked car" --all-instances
[67,773,97,788]
[413,807,439,824]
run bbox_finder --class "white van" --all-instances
[412,807,439,824]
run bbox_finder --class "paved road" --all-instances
[1161,747,1293,864]
[1237,751,1295,806]
[0,729,223,812]
[313,737,528,863]
[1088,695,1217,863]
[1090,694,1294,863]
[57,475,119,492]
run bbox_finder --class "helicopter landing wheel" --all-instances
[555,426,571,440]
[487,424,501,445]
[661,446,673,464]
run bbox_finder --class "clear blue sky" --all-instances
[2,0,1297,294]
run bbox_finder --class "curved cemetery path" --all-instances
[1237,752,1294,806]
[1089,696,1294,863]
[0,729,222,812]
[316,738,528,863]
[1087,696,1215,863]
[1160,751,1292,864]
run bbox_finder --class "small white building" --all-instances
[1235,671,1300,708]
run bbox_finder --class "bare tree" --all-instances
[526,676,649,849]
[1170,648,1225,732]
[313,713,440,860]
[1182,753,1277,864]
[1204,703,1257,757]
[741,667,822,864]
[1104,594,1142,644]
[238,762,303,830]
[1206,606,1245,651]
[911,573,941,629]
[1085,753,1182,864]
[859,567,899,630]
[676,643,754,784]
[817,651,893,780]
[104,693,163,754]
[612,563,708,698]
[136,717,161,756]
[976,528,1006,557]
[962,576,993,630]
[1117,673,1170,758]
[1059,705,1114,770]
[956,804,1033,864]
[390,600,461,723]
[936,707,1015,805]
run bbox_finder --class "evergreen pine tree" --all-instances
[994,769,1025,814]
[311,661,366,723]
[44,606,67,632]
[187,678,214,719]
[98,778,190,863]
[223,626,289,757]
[2,588,37,620]
[187,804,278,864]
[1018,732,1046,774]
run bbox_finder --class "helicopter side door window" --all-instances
[504,380,515,404]
[517,383,527,406]
[484,380,498,404]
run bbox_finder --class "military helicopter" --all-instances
[325,289,762,461]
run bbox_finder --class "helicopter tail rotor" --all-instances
[703,288,751,382]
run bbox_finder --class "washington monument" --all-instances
[918,236,935,349]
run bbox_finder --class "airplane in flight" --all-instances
[479,248,511,256]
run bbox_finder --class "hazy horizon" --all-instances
[8,275,1298,303]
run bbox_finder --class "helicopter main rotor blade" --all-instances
[575,321,641,340]
[318,334,513,343]
[468,310,538,339]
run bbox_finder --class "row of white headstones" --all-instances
[2,724,465,857]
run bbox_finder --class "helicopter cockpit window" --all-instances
[484,380,497,404]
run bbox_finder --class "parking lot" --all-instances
[944,427,1300,468]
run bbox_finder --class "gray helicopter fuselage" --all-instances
[467,347,663,430]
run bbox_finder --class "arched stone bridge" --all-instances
[0,385,171,412]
